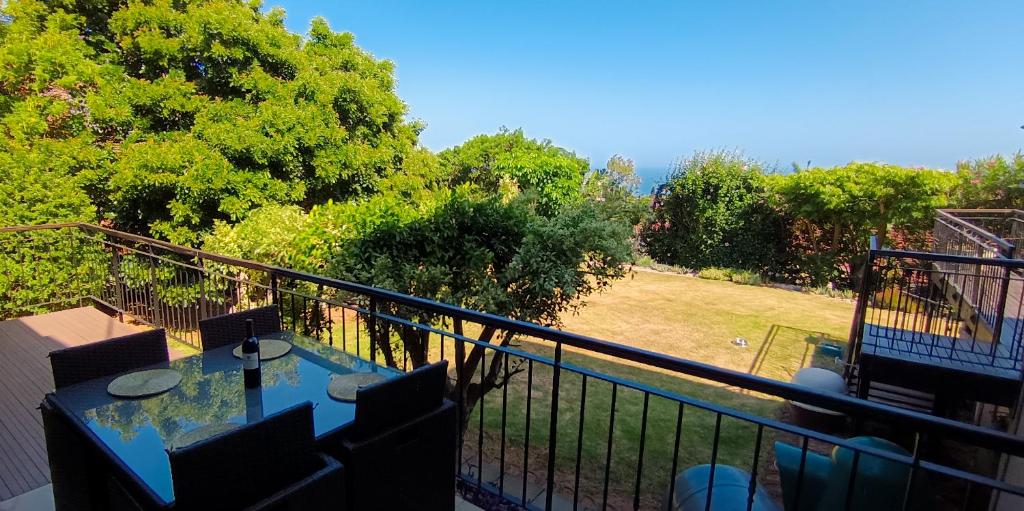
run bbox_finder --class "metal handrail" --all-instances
[936,209,1016,256]
[5,222,1024,458]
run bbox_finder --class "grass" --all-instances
[461,270,855,508]
[558,270,853,381]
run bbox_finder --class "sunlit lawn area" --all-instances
[463,270,856,509]
[560,269,854,379]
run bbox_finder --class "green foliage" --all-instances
[0,0,423,244]
[0,229,108,318]
[696,267,732,281]
[642,154,955,288]
[775,162,953,285]
[583,154,651,227]
[207,188,634,329]
[641,150,790,273]
[696,267,763,286]
[204,205,309,268]
[439,128,588,215]
[954,153,1024,209]
[729,270,763,286]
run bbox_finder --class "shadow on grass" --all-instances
[748,325,848,379]
[460,339,797,510]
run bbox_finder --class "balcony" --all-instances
[848,209,1024,411]
[3,223,1024,510]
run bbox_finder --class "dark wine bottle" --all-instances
[242,319,261,388]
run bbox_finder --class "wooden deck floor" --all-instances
[0,307,143,501]
[862,275,1024,380]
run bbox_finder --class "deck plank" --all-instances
[0,307,143,501]
[861,325,1022,380]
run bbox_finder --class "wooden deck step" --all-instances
[846,374,935,413]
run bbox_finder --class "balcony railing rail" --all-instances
[4,223,1024,510]
[938,209,1024,257]
[847,242,1024,376]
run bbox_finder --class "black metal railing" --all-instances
[938,210,1024,255]
[848,245,1024,374]
[4,223,1024,510]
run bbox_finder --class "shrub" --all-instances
[954,153,1024,210]
[697,267,764,286]
[648,262,691,274]
[729,270,763,286]
[697,267,733,281]
[641,150,791,274]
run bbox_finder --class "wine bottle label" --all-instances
[242,352,260,370]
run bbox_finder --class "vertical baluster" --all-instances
[601,383,618,510]
[477,349,486,489]
[147,244,162,328]
[368,298,377,364]
[666,402,685,509]
[900,434,922,511]
[326,299,334,346]
[791,436,810,511]
[545,341,562,511]
[454,318,466,482]
[843,450,861,511]
[745,424,764,511]
[704,413,723,511]
[522,359,534,507]
[572,374,587,511]
[499,351,509,497]
[341,304,348,352]
[632,392,650,510]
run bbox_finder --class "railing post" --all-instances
[146,244,162,328]
[991,244,1015,363]
[314,284,324,338]
[545,341,562,511]
[110,245,124,314]
[196,254,207,321]
[453,318,466,480]
[846,248,875,381]
[368,297,377,364]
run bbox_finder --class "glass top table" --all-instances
[49,332,401,506]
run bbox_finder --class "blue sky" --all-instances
[268,1,1022,181]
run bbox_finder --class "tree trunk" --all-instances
[376,319,397,368]
[875,220,888,249]
[446,325,512,433]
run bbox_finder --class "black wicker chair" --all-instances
[49,328,170,389]
[198,306,281,351]
[169,402,345,511]
[41,398,105,511]
[325,361,457,511]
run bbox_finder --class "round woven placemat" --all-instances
[168,423,240,450]
[231,339,292,361]
[327,373,386,402]
[107,369,182,398]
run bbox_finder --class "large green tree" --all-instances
[775,162,953,284]
[0,0,423,244]
[438,128,589,215]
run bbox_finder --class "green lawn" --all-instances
[461,270,855,509]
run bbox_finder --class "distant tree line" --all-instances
[640,150,1024,288]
